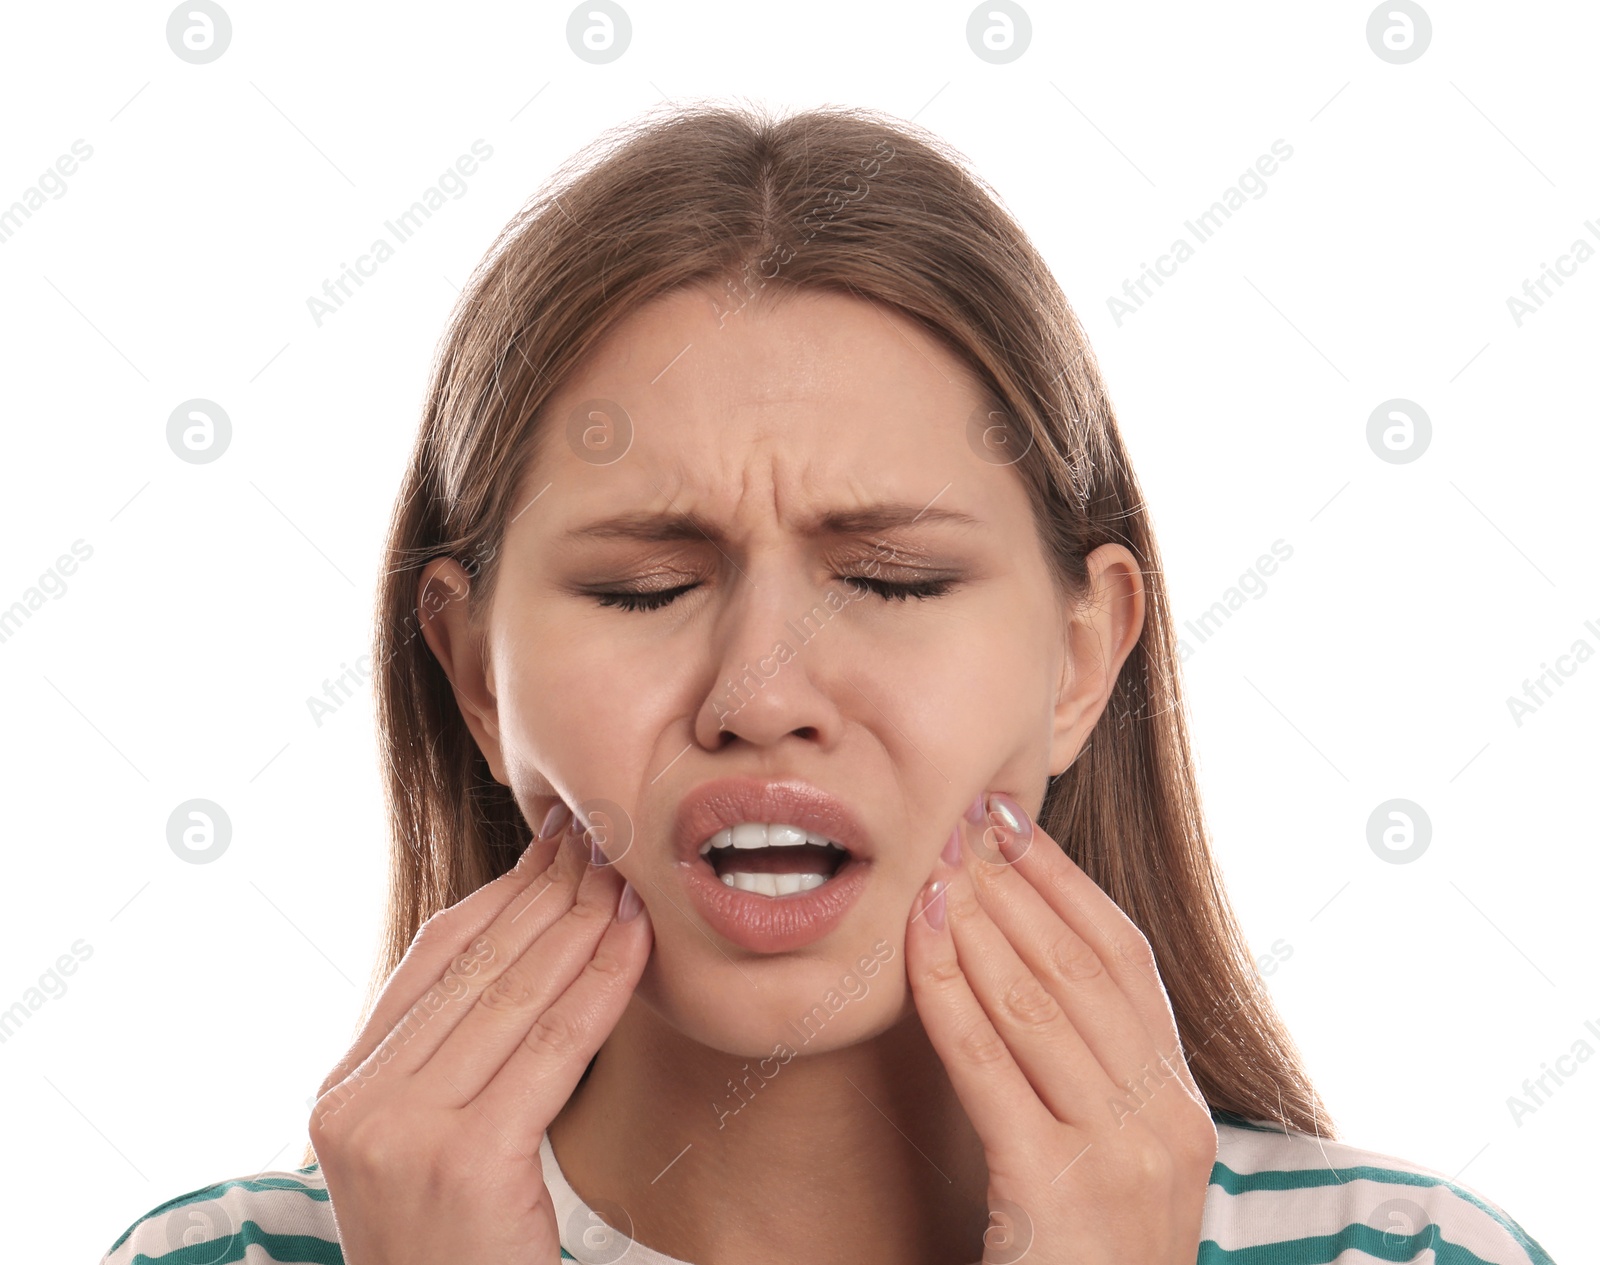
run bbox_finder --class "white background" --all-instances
[1,2,1593,1261]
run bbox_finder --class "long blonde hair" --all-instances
[301,99,1332,1167]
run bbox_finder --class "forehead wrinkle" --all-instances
[596,434,925,560]
[649,423,823,532]
[564,481,986,551]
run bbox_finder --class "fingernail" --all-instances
[986,791,1033,844]
[590,832,610,867]
[539,801,572,840]
[922,879,947,930]
[964,792,986,824]
[617,880,643,922]
[941,824,962,866]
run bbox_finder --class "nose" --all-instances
[690,564,847,752]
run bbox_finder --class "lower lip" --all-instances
[679,855,870,953]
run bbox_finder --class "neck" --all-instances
[548,995,991,1265]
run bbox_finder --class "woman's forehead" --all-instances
[524,291,988,501]
[557,285,978,413]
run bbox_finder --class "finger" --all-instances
[904,868,1056,1149]
[316,801,579,1097]
[470,881,653,1159]
[975,791,1206,1107]
[418,850,635,1101]
[949,812,1175,1127]
[937,835,1136,1129]
[350,817,599,1085]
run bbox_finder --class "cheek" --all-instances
[883,601,1056,732]
[494,650,678,864]
[864,629,1056,888]
[959,615,1063,753]
[870,619,1051,783]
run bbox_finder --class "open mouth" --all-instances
[671,780,874,948]
[699,823,852,897]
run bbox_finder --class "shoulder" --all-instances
[99,1162,341,1264]
[1204,1109,1556,1265]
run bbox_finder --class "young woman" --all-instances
[101,103,1555,1265]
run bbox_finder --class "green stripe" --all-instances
[1212,1159,1464,1194]
[1199,1223,1510,1265]
[124,1220,344,1264]
[560,1249,577,1261]
[108,1178,330,1254]
[1208,1161,1554,1265]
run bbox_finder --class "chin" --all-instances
[634,926,910,1060]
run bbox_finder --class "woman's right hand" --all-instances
[307,803,652,1265]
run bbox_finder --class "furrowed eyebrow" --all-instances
[559,502,984,546]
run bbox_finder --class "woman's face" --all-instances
[419,284,1143,1060]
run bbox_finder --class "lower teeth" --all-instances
[719,871,831,897]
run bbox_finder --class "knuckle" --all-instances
[308,1091,364,1148]
[413,908,454,948]
[522,1008,588,1061]
[943,882,983,925]
[350,1115,422,1179]
[584,941,633,983]
[479,965,536,1013]
[517,870,562,914]
[969,855,1007,894]
[449,932,499,980]
[1045,931,1105,984]
[509,868,576,928]
[567,884,615,927]
[505,842,547,880]
[1113,1138,1174,1190]
[548,854,588,902]
[953,1017,1011,1068]
[1114,928,1158,976]
[919,953,965,989]
[312,1100,386,1166]
[312,1069,343,1102]
[999,974,1063,1029]
[418,969,466,1012]
[306,1095,339,1143]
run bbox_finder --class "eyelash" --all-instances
[592,576,956,613]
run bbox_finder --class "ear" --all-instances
[416,557,509,785]
[1047,542,1147,776]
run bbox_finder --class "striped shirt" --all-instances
[99,1108,1556,1264]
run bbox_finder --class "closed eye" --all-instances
[592,576,956,612]
[846,576,955,603]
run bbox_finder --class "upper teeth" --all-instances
[698,822,845,856]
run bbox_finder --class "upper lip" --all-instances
[672,776,872,865]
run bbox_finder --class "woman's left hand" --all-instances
[905,789,1218,1265]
